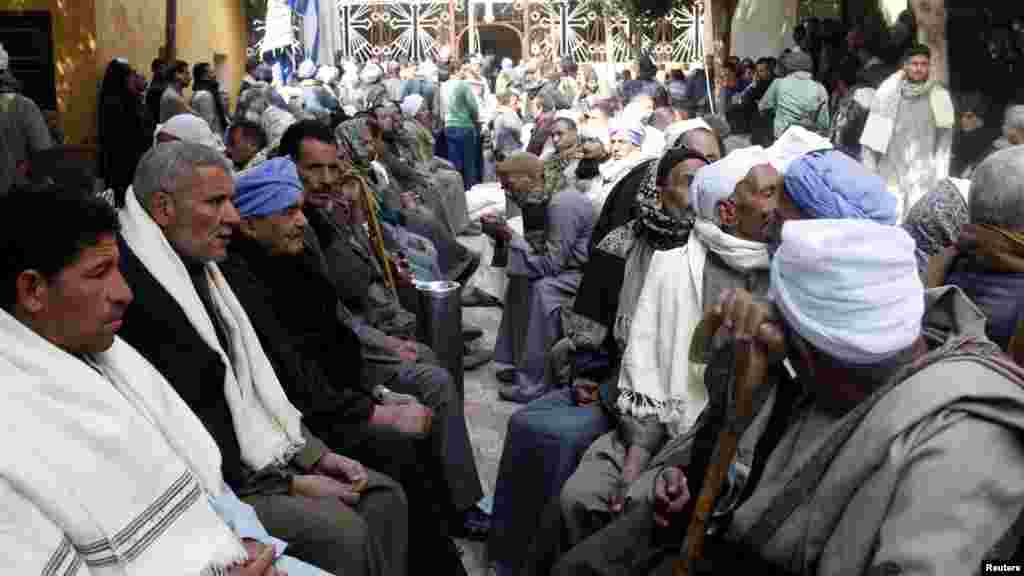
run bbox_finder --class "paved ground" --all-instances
[455,235,521,576]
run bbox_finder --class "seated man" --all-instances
[487,152,598,404]
[117,142,406,576]
[488,146,712,576]
[220,157,485,555]
[539,146,776,572]
[335,112,481,287]
[932,148,1024,350]
[0,184,331,576]
[377,100,473,236]
[555,219,1024,575]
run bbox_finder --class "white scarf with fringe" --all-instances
[861,70,955,155]
[119,187,306,471]
[617,220,770,437]
[0,309,246,575]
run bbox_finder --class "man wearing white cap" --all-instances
[545,146,775,574]
[550,219,1024,575]
[0,41,53,196]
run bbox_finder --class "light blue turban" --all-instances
[783,150,897,224]
[610,123,645,147]
[233,157,303,218]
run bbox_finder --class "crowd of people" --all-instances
[4,9,1024,574]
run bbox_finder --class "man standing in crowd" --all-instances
[0,42,52,196]
[862,44,955,219]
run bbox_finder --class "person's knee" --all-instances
[560,472,593,519]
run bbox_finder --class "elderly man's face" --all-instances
[683,129,723,163]
[242,199,308,257]
[158,166,239,263]
[551,123,578,153]
[227,128,259,168]
[20,233,134,356]
[729,164,782,243]
[297,138,342,211]
[904,55,930,83]
[1005,125,1024,146]
[610,135,638,161]
[661,158,706,215]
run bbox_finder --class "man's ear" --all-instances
[14,270,49,315]
[149,190,175,228]
[717,198,738,228]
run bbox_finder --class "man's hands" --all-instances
[712,289,786,359]
[315,452,369,493]
[371,403,434,437]
[572,378,600,407]
[383,335,419,362]
[480,213,513,242]
[400,191,419,211]
[230,541,282,576]
[653,466,691,528]
[610,445,651,514]
[290,474,362,506]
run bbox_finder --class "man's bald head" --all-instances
[497,152,545,200]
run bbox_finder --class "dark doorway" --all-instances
[461,25,523,63]
[0,10,56,111]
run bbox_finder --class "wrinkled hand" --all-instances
[373,403,433,438]
[290,474,362,506]
[400,191,419,210]
[653,466,691,529]
[314,452,369,493]
[712,289,786,359]
[230,542,281,576]
[572,378,600,407]
[610,446,651,514]
[384,336,419,363]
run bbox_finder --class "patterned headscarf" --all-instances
[632,147,706,250]
[334,116,376,169]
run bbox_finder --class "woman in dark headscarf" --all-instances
[486,145,711,576]
[191,62,229,138]
[98,59,151,207]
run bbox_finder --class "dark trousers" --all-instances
[445,126,482,190]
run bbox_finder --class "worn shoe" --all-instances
[464,348,493,371]
[462,325,484,342]
[461,286,503,308]
[496,368,516,383]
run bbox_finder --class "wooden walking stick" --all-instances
[674,313,768,576]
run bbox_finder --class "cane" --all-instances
[674,313,767,576]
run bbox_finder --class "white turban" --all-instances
[316,65,339,84]
[765,125,833,175]
[771,219,924,365]
[360,63,383,84]
[665,118,713,150]
[156,114,225,153]
[689,146,768,221]
[401,94,425,117]
[417,60,437,79]
[297,60,317,80]
[0,43,7,71]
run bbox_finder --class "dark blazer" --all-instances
[117,237,325,491]
[220,234,376,452]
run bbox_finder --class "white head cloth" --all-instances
[690,146,767,221]
[665,118,713,149]
[316,65,339,84]
[771,219,924,364]
[157,114,225,153]
[296,59,317,80]
[0,42,8,71]
[401,93,425,117]
[765,125,833,174]
[360,62,383,84]
[417,60,438,79]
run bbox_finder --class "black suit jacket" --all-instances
[117,237,325,491]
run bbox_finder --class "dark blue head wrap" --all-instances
[783,150,897,224]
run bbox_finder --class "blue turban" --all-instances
[233,157,303,218]
[783,150,897,224]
